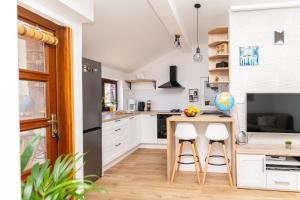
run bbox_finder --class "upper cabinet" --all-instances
[208,27,229,84]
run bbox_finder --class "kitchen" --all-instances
[82,0,234,196]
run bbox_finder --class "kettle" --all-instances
[237,131,248,145]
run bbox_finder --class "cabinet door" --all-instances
[237,154,266,188]
[297,174,300,192]
[141,114,157,144]
[127,116,139,149]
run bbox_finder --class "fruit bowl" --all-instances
[183,106,200,117]
[184,111,197,117]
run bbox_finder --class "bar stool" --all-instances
[171,123,202,184]
[203,123,233,186]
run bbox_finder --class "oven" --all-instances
[157,114,180,139]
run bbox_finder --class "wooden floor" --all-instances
[86,149,300,200]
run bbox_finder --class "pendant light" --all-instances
[193,3,203,62]
[174,34,181,48]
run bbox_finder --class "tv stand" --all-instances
[236,144,300,192]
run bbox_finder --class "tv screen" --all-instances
[247,93,300,133]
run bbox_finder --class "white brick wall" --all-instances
[229,6,300,143]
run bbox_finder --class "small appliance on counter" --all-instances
[138,101,145,111]
[170,109,182,113]
[146,100,151,111]
[127,99,136,111]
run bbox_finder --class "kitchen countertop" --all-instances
[102,111,182,123]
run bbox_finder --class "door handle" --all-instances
[47,113,59,140]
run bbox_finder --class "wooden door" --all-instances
[18,6,74,176]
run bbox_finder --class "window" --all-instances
[102,78,118,111]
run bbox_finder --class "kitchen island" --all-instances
[167,114,237,185]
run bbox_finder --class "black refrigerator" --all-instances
[82,57,102,181]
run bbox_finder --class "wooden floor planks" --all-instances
[86,149,300,200]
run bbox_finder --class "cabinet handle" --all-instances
[115,119,121,122]
[262,157,266,173]
[129,117,134,119]
[114,128,121,132]
[151,114,156,117]
[274,181,290,185]
[115,143,121,147]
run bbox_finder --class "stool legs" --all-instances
[222,144,233,186]
[203,143,212,184]
[177,142,184,172]
[191,141,201,184]
[171,140,201,184]
[171,142,182,183]
[193,142,203,173]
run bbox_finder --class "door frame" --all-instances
[18,6,74,158]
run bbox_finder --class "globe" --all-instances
[215,92,235,114]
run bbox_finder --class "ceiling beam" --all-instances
[147,0,192,52]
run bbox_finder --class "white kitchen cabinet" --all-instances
[297,174,300,191]
[237,154,266,188]
[102,121,129,166]
[127,115,140,149]
[141,114,157,144]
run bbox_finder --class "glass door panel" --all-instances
[18,35,46,72]
[20,128,47,171]
[19,80,47,120]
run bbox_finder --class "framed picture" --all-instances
[189,89,199,102]
[200,77,229,110]
[239,46,259,66]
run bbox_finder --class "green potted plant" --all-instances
[285,140,292,150]
[21,136,105,200]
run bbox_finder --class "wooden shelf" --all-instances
[125,79,156,90]
[209,81,229,84]
[208,27,228,34]
[209,68,229,72]
[237,144,300,157]
[209,54,229,59]
[208,40,228,47]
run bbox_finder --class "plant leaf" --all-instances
[20,135,40,173]
[22,175,33,200]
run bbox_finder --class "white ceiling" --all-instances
[83,0,173,72]
[83,0,294,72]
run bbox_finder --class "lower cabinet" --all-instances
[127,115,140,149]
[102,121,129,166]
[298,174,300,191]
[141,114,157,144]
[237,154,300,192]
[267,171,297,191]
[102,114,157,167]
[237,154,266,188]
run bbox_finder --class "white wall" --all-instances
[58,0,94,21]
[229,4,300,143]
[127,46,208,110]
[0,1,20,199]
[18,0,94,180]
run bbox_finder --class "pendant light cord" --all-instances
[196,7,199,46]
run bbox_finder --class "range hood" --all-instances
[158,66,185,89]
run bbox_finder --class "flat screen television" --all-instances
[247,93,300,133]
